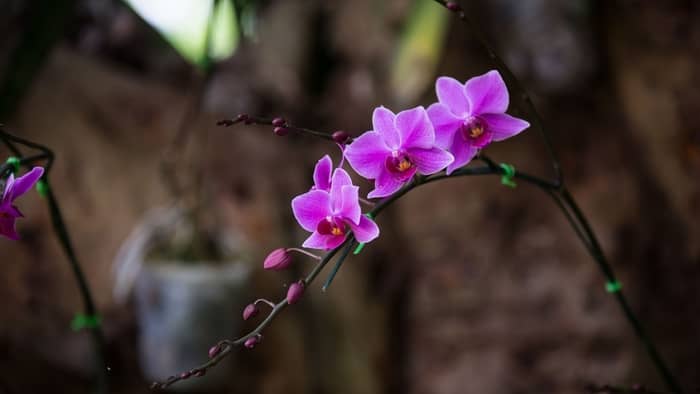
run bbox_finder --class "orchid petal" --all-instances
[313,155,333,191]
[367,168,405,199]
[5,167,44,202]
[464,70,509,115]
[436,76,469,116]
[372,107,400,150]
[291,190,332,232]
[427,103,462,149]
[1,173,14,202]
[0,216,19,240]
[329,168,353,199]
[336,185,361,225]
[345,131,391,180]
[302,231,345,250]
[445,134,478,175]
[348,215,379,244]
[407,147,454,175]
[395,106,434,149]
[481,113,530,141]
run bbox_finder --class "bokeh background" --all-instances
[1,0,699,393]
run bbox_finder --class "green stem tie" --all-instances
[71,314,102,331]
[5,157,20,173]
[36,179,48,197]
[605,280,622,293]
[499,163,517,188]
[353,213,374,255]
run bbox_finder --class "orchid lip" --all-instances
[317,217,346,236]
[460,116,492,148]
[385,152,414,176]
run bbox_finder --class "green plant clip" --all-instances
[605,281,622,293]
[36,179,48,197]
[71,314,102,331]
[353,213,375,255]
[499,163,517,188]
[5,157,20,173]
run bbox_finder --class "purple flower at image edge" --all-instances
[345,106,454,198]
[427,70,530,174]
[292,167,379,250]
[0,167,44,240]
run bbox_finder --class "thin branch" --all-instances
[0,128,108,394]
[217,114,336,142]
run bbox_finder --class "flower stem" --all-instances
[559,188,683,394]
[0,128,109,394]
[286,247,322,261]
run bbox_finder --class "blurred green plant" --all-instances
[391,0,450,104]
[124,0,250,68]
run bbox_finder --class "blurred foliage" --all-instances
[123,0,252,68]
[391,0,450,105]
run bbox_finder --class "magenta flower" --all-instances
[292,167,379,250]
[427,70,530,174]
[345,106,454,198]
[1,166,44,240]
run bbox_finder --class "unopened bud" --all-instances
[263,248,292,270]
[242,303,259,320]
[244,336,260,349]
[272,117,286,127]
[446,1,461,12]
[286,280,305,304]
[208,344,221,359]
[180,371,192,379]
[332,131,351,144]
[273,126,288,136]
[193,369,206,377]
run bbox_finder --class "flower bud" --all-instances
[193,369,206,377]
[180,371,192,379]
[332,131,351,144]
[208,344,221,359]
[446,2,461,12]
[273,126,288,136]
[272,117,286,127]
[242,303,259,320]
[244,336,260,349]
[263,248,292,270]
[286,280,305,304]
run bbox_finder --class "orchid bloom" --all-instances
[292,167,379,250]
[0,166,44,240]
[427,70,530,174]
[345,106,454,198]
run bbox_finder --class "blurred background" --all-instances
[1,0,699,393]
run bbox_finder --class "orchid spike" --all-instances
[292,167,379,250]
[0,166,44,240]
[427,70,530,174]
[345,106,454,198]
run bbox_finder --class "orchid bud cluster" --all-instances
[239,70,529,348]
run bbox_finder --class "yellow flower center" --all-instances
[469,124,484,139]
[397,159,412,172]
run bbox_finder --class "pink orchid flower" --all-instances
[1,166,44,240]
[345,106,454,198]
[292,167,379,250]
[427,70,530,174]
